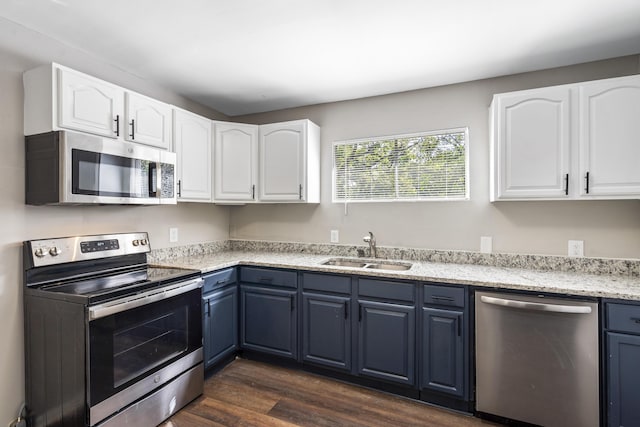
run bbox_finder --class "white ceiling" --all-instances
[1,0,640,116]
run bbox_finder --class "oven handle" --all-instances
[88,278,203,321]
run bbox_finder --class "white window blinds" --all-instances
[333,128,468,202]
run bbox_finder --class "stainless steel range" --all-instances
[23,232,203,427]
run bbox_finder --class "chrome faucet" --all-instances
[363,231,377,258]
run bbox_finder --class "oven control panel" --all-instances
[27,232,150,267]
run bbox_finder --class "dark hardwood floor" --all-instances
[161,358,501,427]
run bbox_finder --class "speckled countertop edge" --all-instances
[150,249,640,301]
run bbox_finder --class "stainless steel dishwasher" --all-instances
[475,291,599,427]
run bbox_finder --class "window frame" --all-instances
[331,127,470,203]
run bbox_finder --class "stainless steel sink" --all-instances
[322,259,368,268]
[321,258,412,271]
[364,262,412,271]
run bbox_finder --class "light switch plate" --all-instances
[330,229,339,243]
[480,236,493,254]
[568,240,584,257]
[169,227,179,243]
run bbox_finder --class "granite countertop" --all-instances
[153,250,640,301]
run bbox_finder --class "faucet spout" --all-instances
[363,231,377,258]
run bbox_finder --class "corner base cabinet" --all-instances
[240,267,298,359]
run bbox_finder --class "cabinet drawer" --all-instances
[607,303,640,334]
[358,278,415,303]
[302,273,351,294]
[240,267,297,288]
[424,284,465,308]
[203,268,237,294]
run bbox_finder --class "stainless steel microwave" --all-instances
[25,131,176,205]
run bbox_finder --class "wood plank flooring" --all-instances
[161,359,501,427]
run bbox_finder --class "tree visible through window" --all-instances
[333,128,468,202]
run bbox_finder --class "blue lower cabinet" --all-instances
[357,300,415,386]
[203,285,238,369]
[608,332,640,427]
[240,285,297,359]
[302,292,351,371]
[421,307,464,397]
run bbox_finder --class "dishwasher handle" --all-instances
[480,295,592,314]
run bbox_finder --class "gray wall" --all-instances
[231,55,640,259]
[0,21,231,424]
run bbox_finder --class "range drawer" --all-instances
[607,303,640,334]
[358,278,415,303]
[424,284,465,308]
[240,266,297,288]
[203,268,237,294]
[302,272,351,294]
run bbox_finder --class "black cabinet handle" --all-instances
[432,295,454,303]
[457,315,461,336]
[290,295,295,311]
[252,184,255,200]
[258,277,274,284]
[564,173,569,196]
[585,171,590,194]
[344,302,348,319]
[114,115,120,136]
[358,304,362,322]
[207,300,211,318]
[631,317,640,324]
[299,184,303,200]
[177,180,182,197]
[129,119,135,140]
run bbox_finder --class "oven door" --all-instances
[87,278,202,424]
[61,131,176,204]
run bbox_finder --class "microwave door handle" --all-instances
[155,162,162,198]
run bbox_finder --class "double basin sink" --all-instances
[322,258,412,271]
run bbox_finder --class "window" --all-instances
[332,128,469,202]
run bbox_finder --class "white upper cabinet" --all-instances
[24,63,172,149]
[491,74,640,201]
[124,92,172,149]
[491,87,571,200]
[58,68,123,138]
[579,75,640,197]
[258,119,320,203]
[213,121,258,202]
[173,108,212,202]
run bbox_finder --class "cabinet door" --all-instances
[422,307,464,397]
[608,332,640,427]
[203,286,238,369]
[357,300,415,386]
[173,109,212,202]
[259,121,306,201]
[125,92,172,149]
[491,87,571,200]
[579,76,640,197]
[302,293,351,371]
[213,122,258,201]
[58,68,123,138]
[240,285,297,359]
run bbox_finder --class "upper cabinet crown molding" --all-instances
[490,74,640,201]
[258,119,320,203]
[24,63,172,150]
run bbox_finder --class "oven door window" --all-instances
[72,149,151,198]
[88,288,201,406]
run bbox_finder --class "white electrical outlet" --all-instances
[568,240,584,257]
[480,236,493,254]
[330,229,339,243]
[169,227,179,243]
